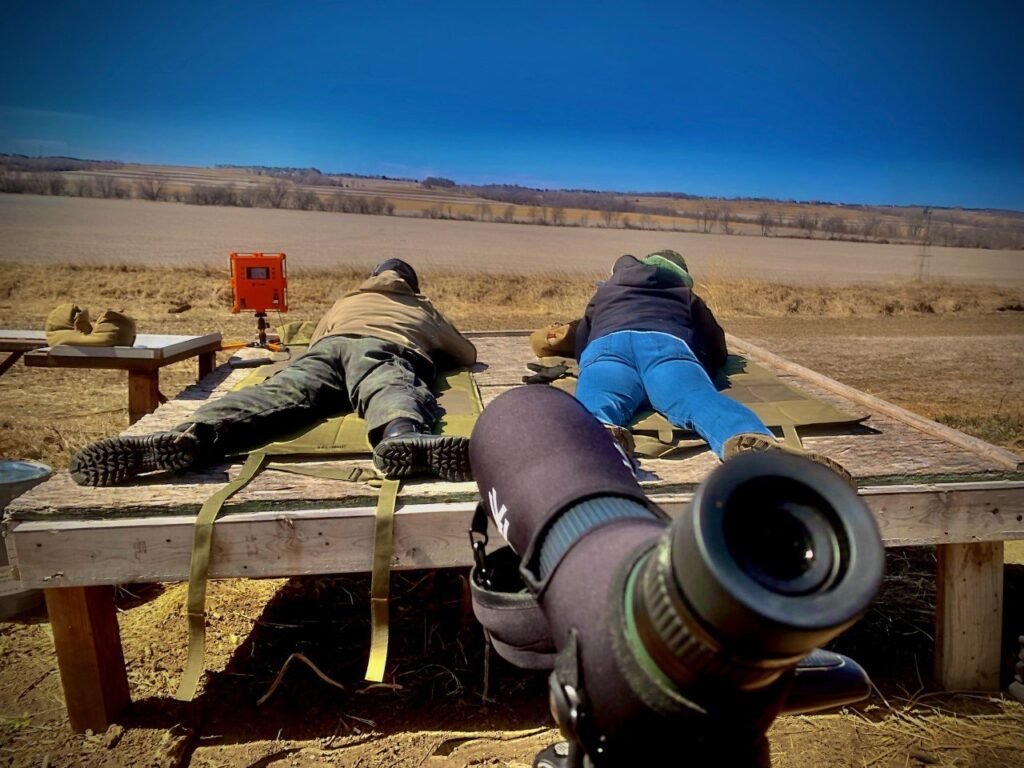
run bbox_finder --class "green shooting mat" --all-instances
[177,343,483,701]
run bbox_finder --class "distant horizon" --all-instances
[4,152,1023,215]
[2,2,1021,212]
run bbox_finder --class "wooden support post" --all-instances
[44,586,130,733]
[934,541,1004,690]
[127,369,161,424]
[197,350,216,382]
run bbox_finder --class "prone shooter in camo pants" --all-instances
[70,259,478,486]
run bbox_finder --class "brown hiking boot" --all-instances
[722,432,855,487]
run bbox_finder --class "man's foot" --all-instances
[373,418,472,482]
[722,432,855,487]
[69,429,200,486]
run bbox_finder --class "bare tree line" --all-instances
[0,171,397,217]
[2,165,1022,249]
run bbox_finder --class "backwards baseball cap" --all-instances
[642,249,693,288]
[371,258,419,293]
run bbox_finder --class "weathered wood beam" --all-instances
[9,482,1024,589]
[934,541,1004,690]
[127,370,161,425]
[44,586,130,732]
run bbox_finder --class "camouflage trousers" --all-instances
[179,335,437,458]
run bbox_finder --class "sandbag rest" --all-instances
[44,302,136,347]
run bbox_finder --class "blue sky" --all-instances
[2,1,1022,209]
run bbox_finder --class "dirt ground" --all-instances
[1,262,1023,766]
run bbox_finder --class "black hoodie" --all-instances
[574,255,727,374]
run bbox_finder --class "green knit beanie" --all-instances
[642,250,693,287]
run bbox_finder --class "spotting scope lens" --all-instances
[723,476,842,597]
[631,451,883,691]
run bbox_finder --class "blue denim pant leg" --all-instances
[635,332,773,458]
[575,332,647,428]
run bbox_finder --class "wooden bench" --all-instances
[0,330,48,377]
[22,332,222,423]
[4,331,1022,733]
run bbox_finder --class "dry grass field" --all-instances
[0,244,1022,765]
[3,195,1024,285]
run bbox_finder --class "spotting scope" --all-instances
[469,386,883,767]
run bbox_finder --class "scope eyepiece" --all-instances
[630,451,883,691]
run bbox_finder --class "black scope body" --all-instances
[470,386,883,766]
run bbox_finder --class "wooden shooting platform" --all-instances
[4,330,1023,732]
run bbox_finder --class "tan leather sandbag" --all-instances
[530,320,579,358]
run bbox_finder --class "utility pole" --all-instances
[916,207,933,281]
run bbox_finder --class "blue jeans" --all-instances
[575,331,772,458]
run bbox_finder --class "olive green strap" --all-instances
[176,450,270,701]
[781,423,803,450]
[365,478,400,682]
[175,457,382,701]
[632,434,706,458]
[266,462,382,485]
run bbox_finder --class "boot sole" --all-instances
[69,432,196,487]
[727,435,855,488]
[373,435,473,482]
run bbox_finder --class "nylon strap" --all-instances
[632,434,705,458]
[175,456,382,701]
[781,423,803,450]
[176,450,270,701]
[266,462,383,485]
[365,478,400,682]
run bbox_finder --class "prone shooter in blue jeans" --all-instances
[574,250,852,483]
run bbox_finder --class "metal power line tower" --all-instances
[916,207,934,281]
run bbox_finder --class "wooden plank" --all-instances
[728,334,1024,472]
[934,541,1004,690]
[11,502,484,587]
[0,339,47,353]
[0,329,47,345]
[128,370,162,424]
[44,586,130,732]
[9,482,1024,588]
[24,336,222,372]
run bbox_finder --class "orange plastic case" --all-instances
[229,252,288,313]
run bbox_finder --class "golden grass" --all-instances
[2,262,1020,331]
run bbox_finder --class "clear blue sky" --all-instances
[2,1,1022,209]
